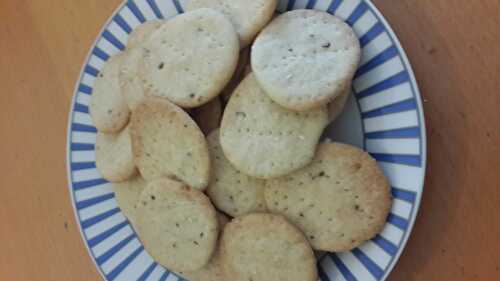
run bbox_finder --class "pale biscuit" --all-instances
[192,98,222,135]
[252,9,361,111]
[186,0,278,47]
[89,53,130,133]
[135,178,219,272]
[328,83,351,122]
[139,8,239,108]
[113,175,147,226]
[119,47,148,111]
[126,21,162,50]
[265,142,392,252]
[220,73,329,179]
[220,213,317,281]
[207,130,267,217]
[130,97,210,190]
[95,125,137,182]
[220,47,251,104]
[177,212,229,281]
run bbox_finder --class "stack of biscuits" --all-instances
[91,1,392,281]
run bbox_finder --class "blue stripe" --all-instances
[76,193,115,210]
[107,247,144,281]
[103,30,126,51]
[88,221,129,247]
[318,266,331,281]
[72,123,97,133]
[362,98,417,118]
[392,187,417,203]
[365,126,420,139]
[371,153,422,167]
[92,47,110,61]
[356,71,409,99]
[356,46,398,78]
[287,0,296,10]
[330,254,358,281]
[352,248,384,279]
[387,213,409,230]
[306,0,318,9]
[81,208,121,229]
[159,272,170,281]
[113,14,132,34]
[346,2,368,26]
[327,0,342,14]
[74,103,89,114]
[138,263,158,281]
[372,235,398,256]
[127,1,146,23]
[78,84,93,95]
[96,234,135,265]
[71,161,96,171]
[360,22,385,47]
[73,178,108,191]
[85,65,100,77]
[71,143,95,151]
[147,0,164,19]
[172,0,184,13]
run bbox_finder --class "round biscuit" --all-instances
[220,213,317,281]
[186,0,278,47]
[265,142,392,252]
[139,8,239,108]
[95,125,137,182]
[135,178,219,272]
[220,73,329,179]
[252,9,361,111]
[207,130,267,217]
[130,97,210,190]
[89,53,130,133]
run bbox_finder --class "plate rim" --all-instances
[65,1,427,280]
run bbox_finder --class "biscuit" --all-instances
[207,130,267,217]
[192,98,222,135]
[265,142,392,252]
[220,213,317,281]
[328,83,351,122]
[186,0,278,47]
[126,21,162,50]
[113,175,147,226]
[252,9,361,111]
[220,73,329,179]
[89,53,130,133]
[95,125,137,182]
[130,98,210,190]
[135,178,218,272]
[139,8,239,108]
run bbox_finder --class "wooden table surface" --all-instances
[1,1,499,280]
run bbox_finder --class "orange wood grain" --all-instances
[0,1,499,280]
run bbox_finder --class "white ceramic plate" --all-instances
[66,1,427,280]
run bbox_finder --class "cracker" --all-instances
[207,130,267,217]
[135,178,218,272]
[192,98,222,135]
[113,175,147,226]
[252,9,361,111]
[119,47,148,111]
[220,47,251,104]
[95,125,137,182]
[130,97,210,190]
[177,212,229,281]
[220,213,317,281]
[126,21,162,50]
[220,73,329,179]
[328,82,351,122]
[139,8,239,108]
[89,53,130,133]
[265,142,392,252]
[186,0,278,47]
